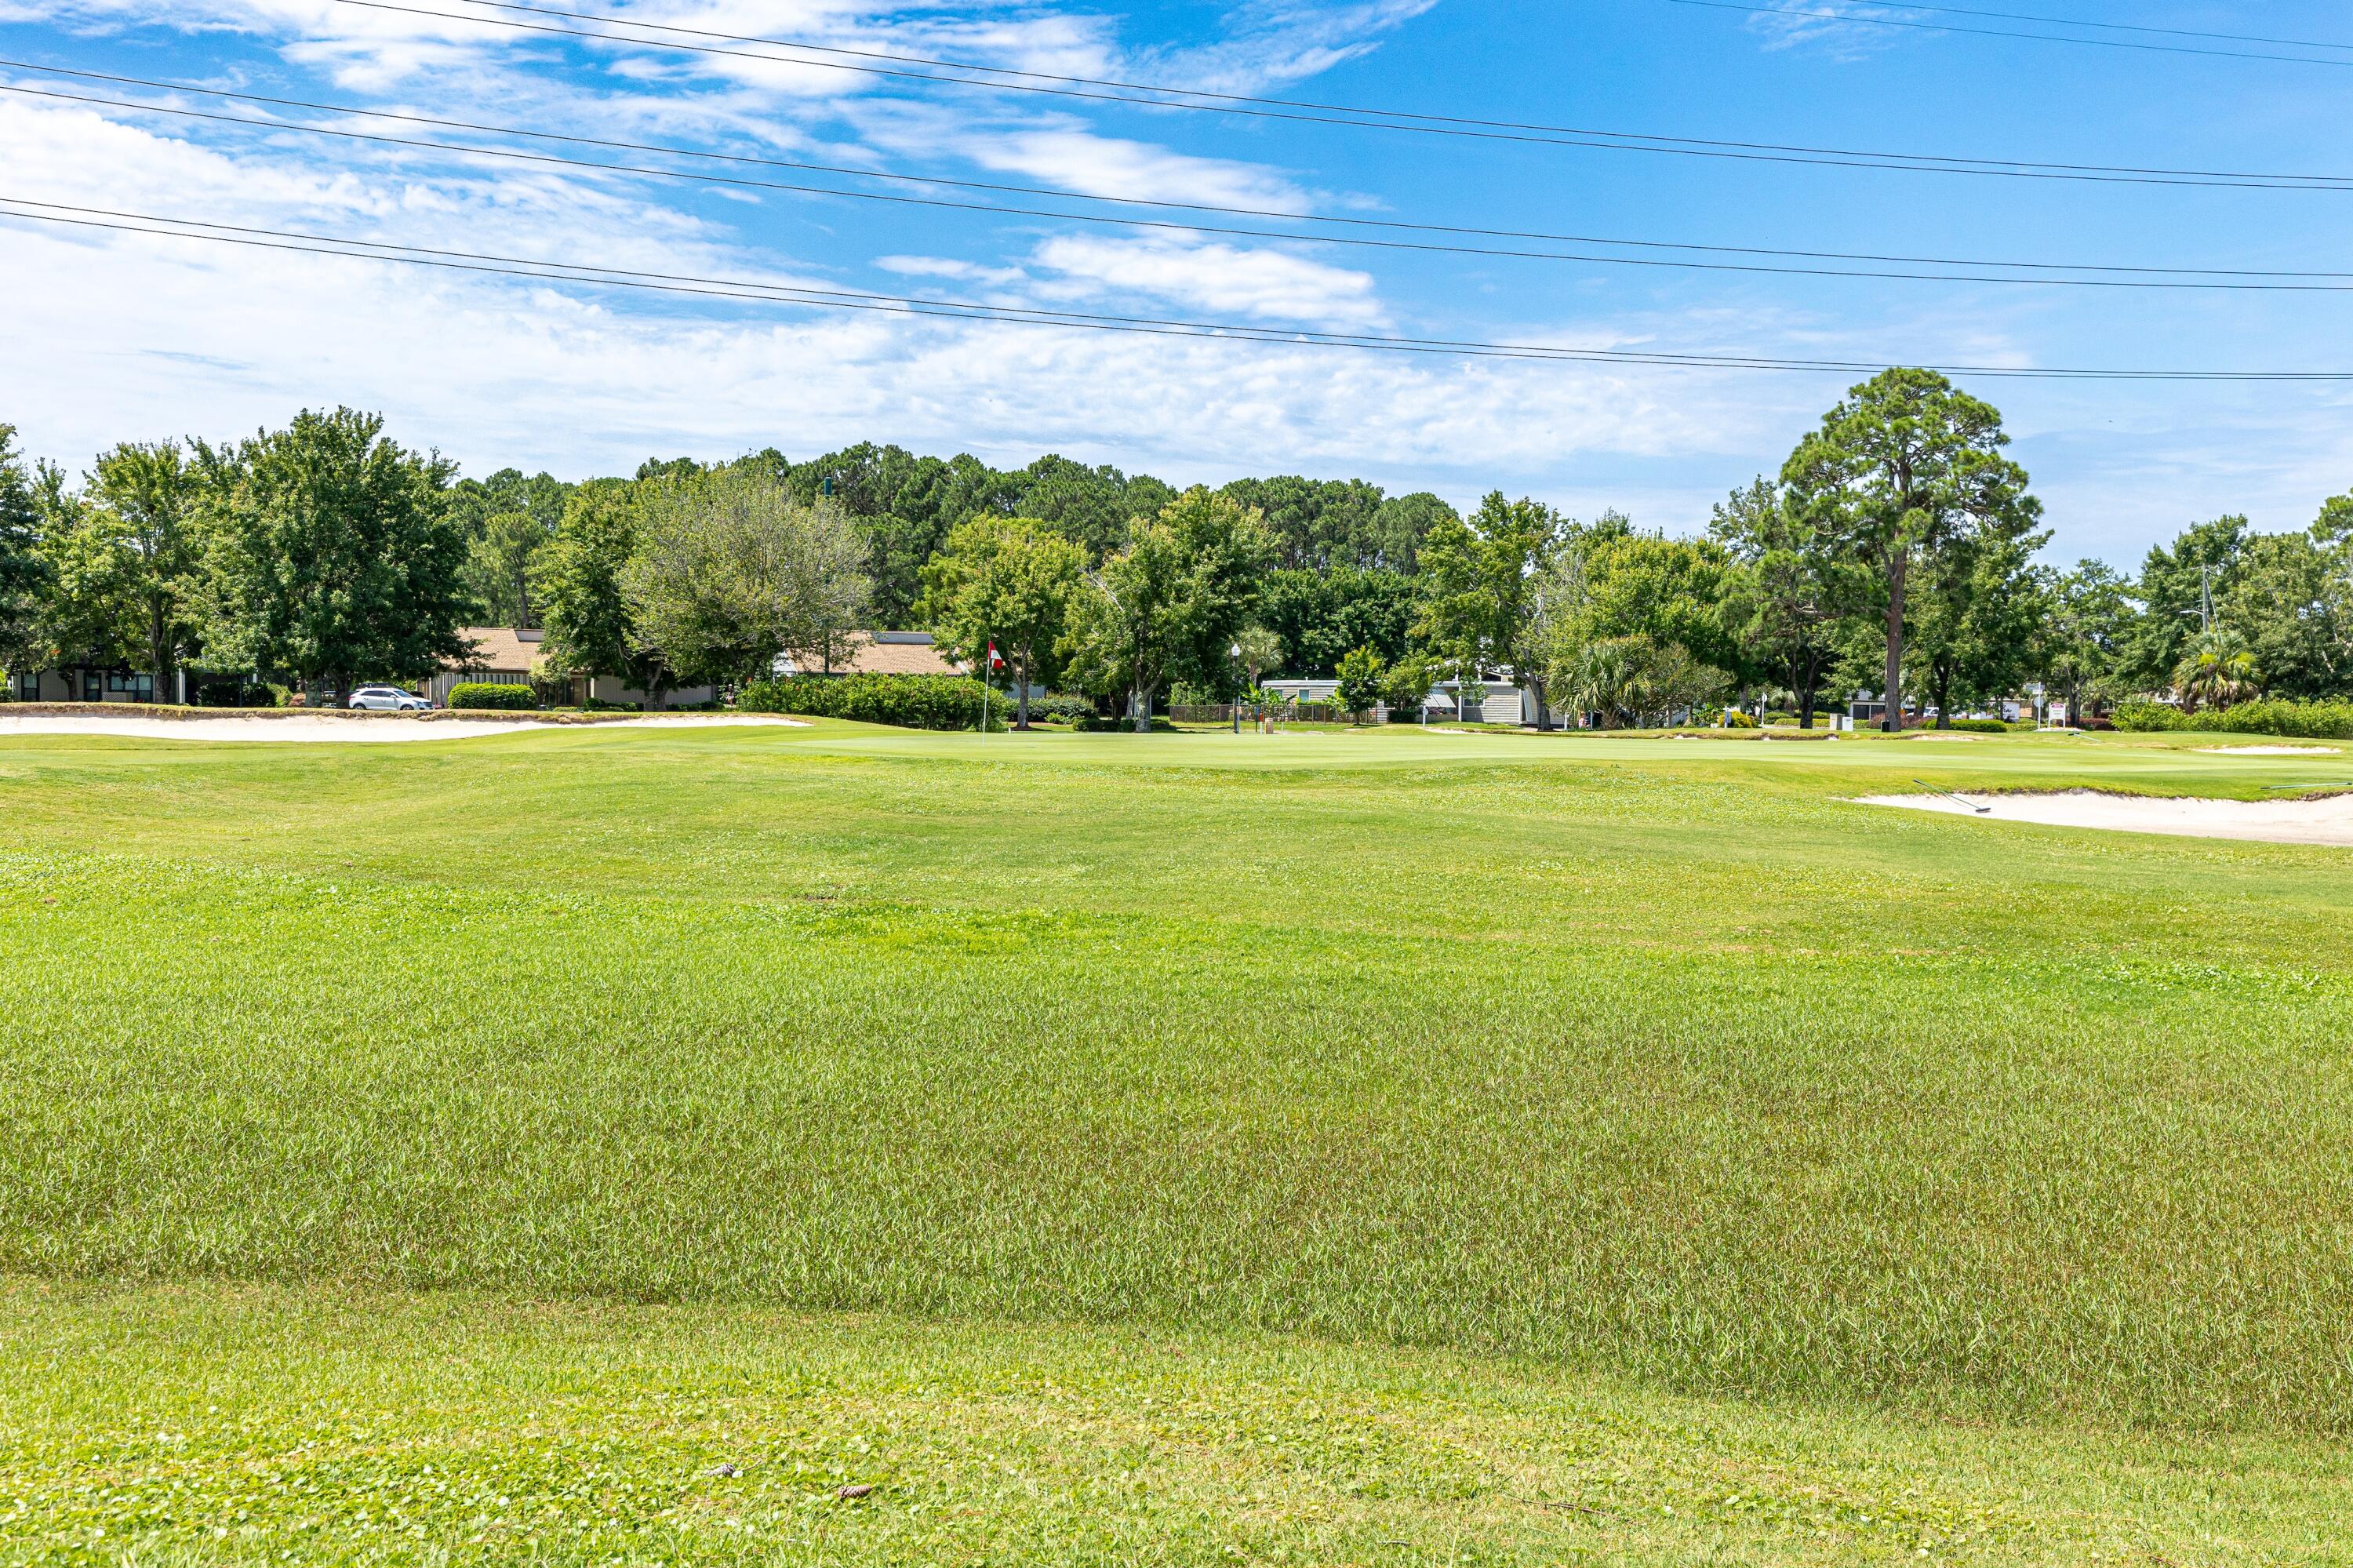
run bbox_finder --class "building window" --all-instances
[106,671,155,700]
[12,672,38,701]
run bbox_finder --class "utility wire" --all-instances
[12,58,2353,276]
[1735,0,2353,54]
[1671,0,2353,68]
[5,195,2351,380]
[323,0,2353,191]
[17,77,2353,293]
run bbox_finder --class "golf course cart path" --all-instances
[1861,788,2353,846]
[0,713,808,742]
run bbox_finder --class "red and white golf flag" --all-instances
[987,642,1004,670]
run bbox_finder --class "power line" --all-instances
[17,75,2353,293]
[322,0,2353,191]
[1741,0,2353,54]
[1671,0,2353,68]
[5,195,2351,380]
[14,58,2353,276]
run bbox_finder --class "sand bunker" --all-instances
[2197,744,2342,755]
[0,714,806,744]
[1860,788,2353,847]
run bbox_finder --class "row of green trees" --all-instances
[7,368,2349,726]
[0,409,472,704]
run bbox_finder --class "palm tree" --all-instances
[1556,636,1642,729]
[2173,630,2260,711]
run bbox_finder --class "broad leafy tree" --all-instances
[918,515,1086,727]
[1062,487,1271,729]
[2121,515,2245,693]
[1535,512,1738,730]
[0,425,48,678]
[33,489,140,686]
[622,464,871,689]
[1782,369,2038,730]
[1062,519,1187,730]
[1710,477,1850,726]
[2037,560,2134,725]
[538,479,671,704]
[2214,525,2352,700]
[1414,492,1563,722]
[193,408,470,703]
[1380,650,1438,717]
[1257,566,1419,676]
[1907,509,2049,725]
[85,441,204,700]
[1332,645,1386,718]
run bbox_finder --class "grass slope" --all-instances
[5,1280,2349,1566]
[2,723,2351,1559]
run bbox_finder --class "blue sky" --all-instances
[5,0,2353,569]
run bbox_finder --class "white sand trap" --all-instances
[1860,788,2353,847]
[2197,744,2342,755]
[0,713,806,744]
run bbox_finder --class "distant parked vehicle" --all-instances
[348,686,429,711]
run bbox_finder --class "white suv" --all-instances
[349,686,430,711]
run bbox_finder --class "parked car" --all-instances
[348,686,429,711]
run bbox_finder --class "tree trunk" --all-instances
[1882,551,1907,732]
[148,598,174,706]
[1015,652,1031,729]
[1131,684,1149,733]
[1931,660,1953,729]
[1528,673,1551,731]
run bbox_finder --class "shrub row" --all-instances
[738,674,1005,730]
[1016,693,1099,726]
[449,682,537,711]
[1943,717,2013,733]
[2113,697,2353,739]
[192,681,285,708]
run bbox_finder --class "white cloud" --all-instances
[1028,234,1384,326]
[1736,0,1907,60]
[0,195,1748,496]
[0,93,824,282]
[875,254,1027,286]
[1133,0,1440,96]
[952,126,1309,209]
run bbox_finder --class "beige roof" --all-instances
[448,628,962,677]
[800,632,966,677]
[451,626,545,673]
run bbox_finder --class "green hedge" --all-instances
[738,674,1006,731]
[192,681,282,708]
[1016,693,1098,726]
[1944,718,2011,733]
[2114,697,2353,739]
[449,682,537,711]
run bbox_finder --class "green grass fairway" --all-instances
[4,722,2352,1562]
